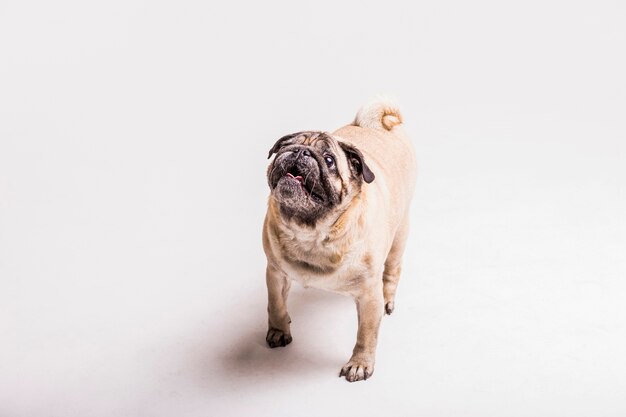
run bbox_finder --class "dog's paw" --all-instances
[266,328,292,348]
[339,357,374,382]
[384,301,395,315]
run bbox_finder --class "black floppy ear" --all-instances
[339,142,375,184]
[268,132,301,159]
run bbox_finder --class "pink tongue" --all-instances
[286,173,304,183]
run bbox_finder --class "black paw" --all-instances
[385,301,395,315]
[266,328,292,348]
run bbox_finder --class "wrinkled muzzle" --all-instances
[269,147,328,204]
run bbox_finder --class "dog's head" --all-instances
[267,131,375,225]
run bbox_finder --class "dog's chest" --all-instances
[276,226,363,295]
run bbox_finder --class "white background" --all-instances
[1,1,625,416]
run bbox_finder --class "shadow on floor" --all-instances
[186,285,354,392]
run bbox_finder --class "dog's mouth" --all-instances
[285,166,305,184]
[282,166,325,204]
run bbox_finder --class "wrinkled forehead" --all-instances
[293,131,340,153]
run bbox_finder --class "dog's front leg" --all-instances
[265,263,292,348]
[340,282,384,382]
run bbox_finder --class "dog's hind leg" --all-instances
[382,214,410,315]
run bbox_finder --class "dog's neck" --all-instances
[266,189,370,274]
[270,191,367,244]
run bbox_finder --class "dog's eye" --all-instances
[324,155,335,168]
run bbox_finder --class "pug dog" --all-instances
[262,99,417,382]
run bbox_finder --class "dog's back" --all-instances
[333,98,417,224]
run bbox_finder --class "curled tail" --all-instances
[354,96,403,131]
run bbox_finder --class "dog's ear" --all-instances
[268,132,302,159]
[339,142,375,184]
